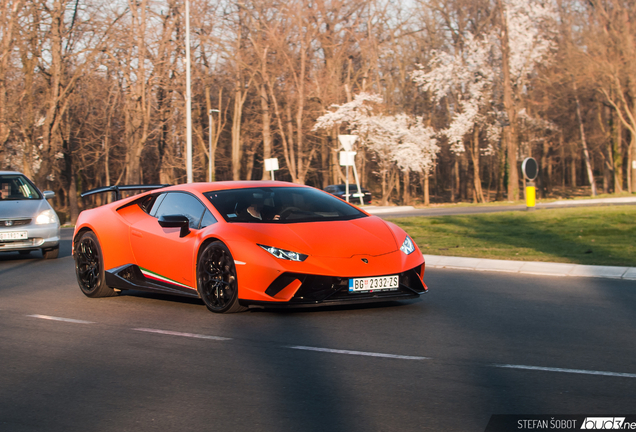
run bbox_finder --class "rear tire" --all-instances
[42,246,59,259]
[197,241,246,313]
[74,231,115,298]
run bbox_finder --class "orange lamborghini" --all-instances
[72,181,427,313]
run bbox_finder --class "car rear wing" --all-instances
[81,184,170,201]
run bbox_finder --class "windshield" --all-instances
[0,175,41,200]
[204,187,366,223]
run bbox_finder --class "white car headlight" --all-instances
[36,209,58,225]
[259,244,308,262]
[400,236,415,255]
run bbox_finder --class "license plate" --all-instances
[0,231,28,241]
[349,275,399,293]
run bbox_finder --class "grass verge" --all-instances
[387,206,636,266]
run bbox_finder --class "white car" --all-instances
[0,171,60,259]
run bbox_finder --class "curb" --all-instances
[364,196,636,215]
[545,197,636,206]
[424,255,636,281]
[363,205,415,214]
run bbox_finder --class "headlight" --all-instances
[35,209,58,225]
[259,244,308,262]
[400,236,415,255]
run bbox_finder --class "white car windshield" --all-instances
[0,175,41,200]
[205,187,366,223]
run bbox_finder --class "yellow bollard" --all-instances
[526,185,536,209]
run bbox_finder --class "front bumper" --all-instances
[0,224,60,252]
[240,265,427,308]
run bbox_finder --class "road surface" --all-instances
[1,229,635,431]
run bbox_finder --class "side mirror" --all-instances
[158,214,190,238]
[43,190,55,200]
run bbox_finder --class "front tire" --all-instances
[74,231,115,298]
[197,241,245,313]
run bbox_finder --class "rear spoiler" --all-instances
[81,184,170,201]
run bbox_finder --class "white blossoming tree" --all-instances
[412,0,555,202]
[412,32,497,202]
[314,94,439,205]
[366,115,439,205]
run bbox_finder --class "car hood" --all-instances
[0,199,50,219]
[228,216,399,258]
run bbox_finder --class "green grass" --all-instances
[387,206,636,266]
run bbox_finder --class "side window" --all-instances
[149,193,167,217]
[153,192,206,229]
[139,193,161,214]
[200,210,217,229]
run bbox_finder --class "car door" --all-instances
[130,191,212,292]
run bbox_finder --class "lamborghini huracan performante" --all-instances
[72,182,427,313]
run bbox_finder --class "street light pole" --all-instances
[185,0,193,183]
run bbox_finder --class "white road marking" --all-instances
[133,328,232,341]
[494,363,636,379]
[288,345,430,360]
[21,315,636,379]
[27,314,94,324]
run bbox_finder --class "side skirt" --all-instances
[105,264,200,299]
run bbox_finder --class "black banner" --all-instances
[485,415,636,432]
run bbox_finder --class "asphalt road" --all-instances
[1,229,635,431]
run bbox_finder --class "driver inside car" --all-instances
[239,194,280,221]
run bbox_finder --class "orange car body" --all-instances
[73,181,427,308]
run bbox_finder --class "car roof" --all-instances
[0,171,24,176]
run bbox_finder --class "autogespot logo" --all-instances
[581,417,634,429]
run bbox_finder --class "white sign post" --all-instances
[264,158,279,180]
[337,135,364,205]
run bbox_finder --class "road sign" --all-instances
[338,135,358,151]
[522,157,538,181]
[264,158,279,172]
[339,151,356,167]
[264,158,279,180]
[522,157,538,210]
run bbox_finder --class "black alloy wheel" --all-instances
[74,231,115,298]
[197,241,245,313]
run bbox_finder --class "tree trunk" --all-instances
[403,171,410,205]
[321,137,329,188]
[258,82,272,180]
[451,157,459,202]
[495,134,506,201]
[539,139,548,197]
[499,0,519,201]
[629,135,636,193]
[380,166,388,206]
[124,0,150,185]
[0,0,24,150]
[423,173,430,206]
[470,125,485,203]
[231,80,243,181]
[613,111,623,193]
[573,81,597,195]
